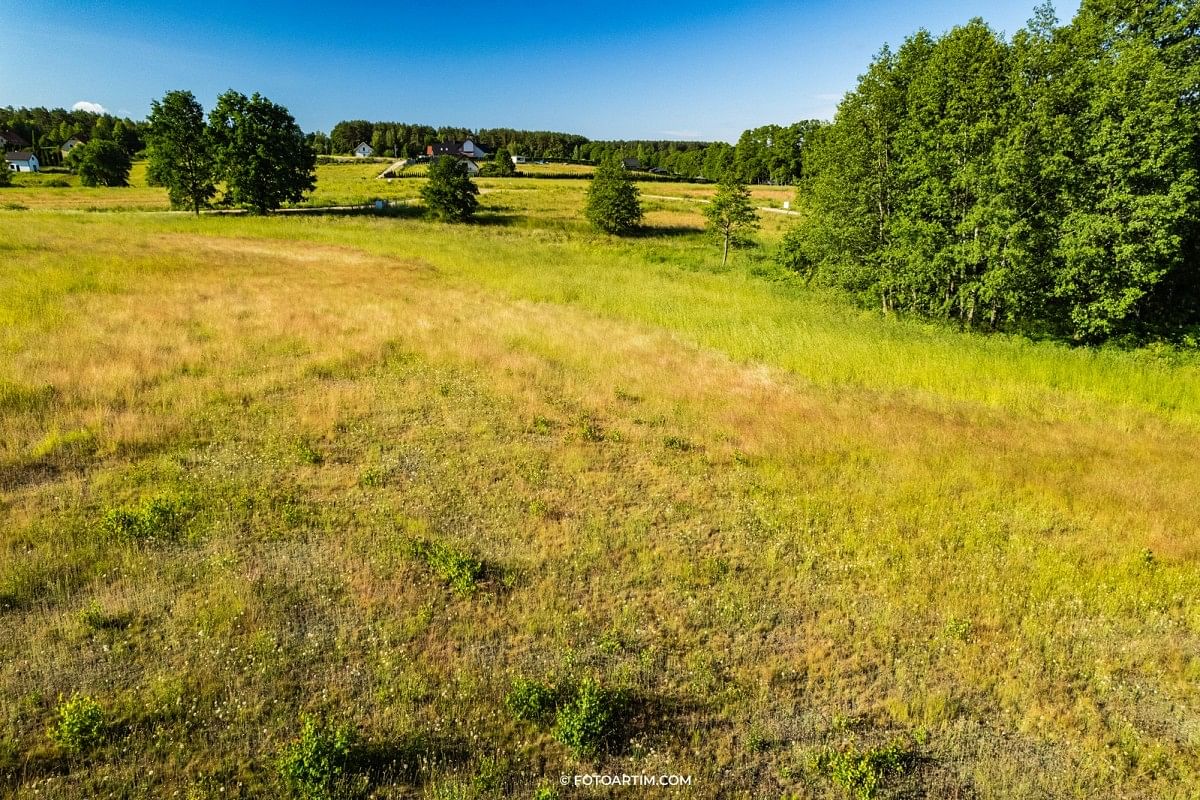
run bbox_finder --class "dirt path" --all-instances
[378,159,409,178]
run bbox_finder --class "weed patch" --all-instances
[506,675,629,758]
[815,740,914,800]
[409,537,486,595]
[101,494,194,543]
[48,694,105,754]
[277,716,355,800]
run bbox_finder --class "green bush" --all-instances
[48,694,105,753]
[410,538,485,594]
[277,716,354,800]
[816,741,913,800]
[577,416,604,442]
[554,677,624,758]
[505,678,558,723]
[101,495,193,543]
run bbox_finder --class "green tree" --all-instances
[147,90,216,214]
[482,147,516,177]
[208,91,316,213]
[780,1,1200,340]
[91,115,113,141]
[421,156,480,221]
[704,179,759,264]
[1049,0,1200,339]
[585,159,642,234]
[67,139,131,186]
[0,163,10,188]
[111,119,142,156]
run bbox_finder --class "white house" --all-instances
[61,137,86,156]
[5,150,39,172]
[511,154,527,165]
[353,141,374,158]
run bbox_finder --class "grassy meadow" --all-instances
[1,165,1198,799]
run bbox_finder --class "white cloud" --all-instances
[71,101,108,114]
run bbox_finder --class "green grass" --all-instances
[0,169,1197,799]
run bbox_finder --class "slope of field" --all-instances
[1,171,1197,799]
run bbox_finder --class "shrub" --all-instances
[662,435,694,452]
[410,538,485,594]
[48,694,105,753]
[101,495,193,543]
[505,678,558,723]
[554,678,624,757]
[577,416,604,442]
[277,716,354,800]
[816,741,913,800]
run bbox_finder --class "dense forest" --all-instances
[2,105,821,186]
[0,107,146,165]
[780,0,1199,342]
[324,119,823,184]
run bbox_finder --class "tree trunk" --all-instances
[722,233,730,266]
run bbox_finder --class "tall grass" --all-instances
[0,174,1197,799]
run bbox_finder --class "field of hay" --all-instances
[1,165,1198,799]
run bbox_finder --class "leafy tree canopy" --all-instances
[421,156,480,222]
[67,139,131,187]
[585,159,643,235]
[704,179,759,264]
[482,147,516,177]
[209,91,316,213]
[147,90,216,214]
[781,1,1200,342]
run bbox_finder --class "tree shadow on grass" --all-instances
[349,732,472,787]
[619,692,709,752]
[630,225,704,239]
[471,213,522,227]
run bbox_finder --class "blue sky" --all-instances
[0,0,1081,142]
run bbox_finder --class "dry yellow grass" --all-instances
[1,177,1198,799]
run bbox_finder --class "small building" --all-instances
[0,129,30,151]
[353,141,374,158]
[61,137,87,156]
[621,157,642,170]
[5,150,40,172]
[511,154,527,165]
[426,139,489,159]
